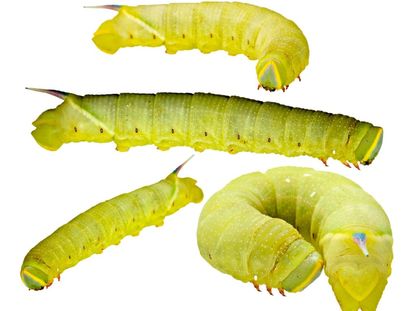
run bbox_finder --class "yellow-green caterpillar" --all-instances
[90,2,309,91]
[30,88,382,168]
[21,158,203,290]
[197,167,392,311]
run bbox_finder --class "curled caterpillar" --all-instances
[29,88,382,167]
[21,157,203,290]
[197,167,392,311]
[90,2,309,91]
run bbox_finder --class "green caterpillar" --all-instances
[90,2,309,91]
[197,167,392,311]
[21,158,203,290]
[29,88,382,168]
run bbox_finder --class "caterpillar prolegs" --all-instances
[30,88,383,167]
[21,158,203,290]
[197,167,392,311]
[90,2,309,91]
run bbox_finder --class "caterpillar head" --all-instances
[256,52,289,91]
[355,126,383,165]
[280,249,324,293]
[21,261,53,290]
[320,230,392,310]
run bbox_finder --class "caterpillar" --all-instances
[29,88,383,168]
[90,2,309,91]
[197,167,393,311]
[20,157,203,290]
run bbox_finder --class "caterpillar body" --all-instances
[21,158,203,290]
[30,88,382,167]
[91,2,309,91]
[197,167,392,311]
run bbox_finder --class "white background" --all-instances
[1,0,414,310]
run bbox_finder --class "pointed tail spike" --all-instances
[26,87,69,100]
[353,233,369,257]
[172,155,195,175]
[83,4,121,11]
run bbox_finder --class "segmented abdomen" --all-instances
[161,2,267,57]
[32,91,383,167]
[21,172,203,290]
[197,167,392,310]
[92,2,309,91]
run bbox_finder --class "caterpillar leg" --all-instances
[193,146,206,152]
[342,161,351,168]
[266,286,273,296]
[165,48,178,55]
[154,220,164,227]
[353,162,361,170]
[157,146,171,151]
[252,280,261,292]
[115,144,130,152]
[227,145,239,154]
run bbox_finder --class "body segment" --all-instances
[91,2,309,91]
[21,161,203,290]
[197,167,392,311]
[31,89,383,167]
